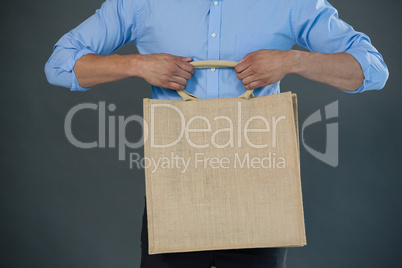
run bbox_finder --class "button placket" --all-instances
[207,0,222,98]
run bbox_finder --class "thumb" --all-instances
[181,57,193,62]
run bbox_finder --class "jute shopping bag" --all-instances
[143,61,306,254]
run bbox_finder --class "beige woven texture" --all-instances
[144,83,305,254]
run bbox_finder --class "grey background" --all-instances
[1,0,401,267]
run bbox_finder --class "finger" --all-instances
[235,52,255,73]
[174,66,193,80]
[169,75,188,87]
[245,80,264,90]
[167,82,185,91]
[181,57,193,62]
[177,60,195,74]
[234,60,251,74]
[241,74,260,86]
[236,65,254,80]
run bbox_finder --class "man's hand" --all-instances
[136,54,195,91]
[74,53,195,90]
[234,49,364,92]
[235,49,294,90]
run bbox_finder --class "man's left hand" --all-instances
[235,49,294,90]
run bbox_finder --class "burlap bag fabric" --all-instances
[143,61,306,254]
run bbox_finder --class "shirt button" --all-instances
[211,68,216,72]
[211,33,217,38]
[214,1,218,5]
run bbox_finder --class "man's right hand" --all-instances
[135,54,195,91]
[74,53,194,90]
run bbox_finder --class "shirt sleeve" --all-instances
[292,0,388,93]
[44,0,138,91]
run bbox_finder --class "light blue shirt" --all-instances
[45,0,388,99]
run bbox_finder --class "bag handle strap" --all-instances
[191,60,237,69]
[177,60,255,101]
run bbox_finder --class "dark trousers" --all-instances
[140,201,288,268]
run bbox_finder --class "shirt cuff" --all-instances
[70,49,94,91]
[343,46,372,94]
